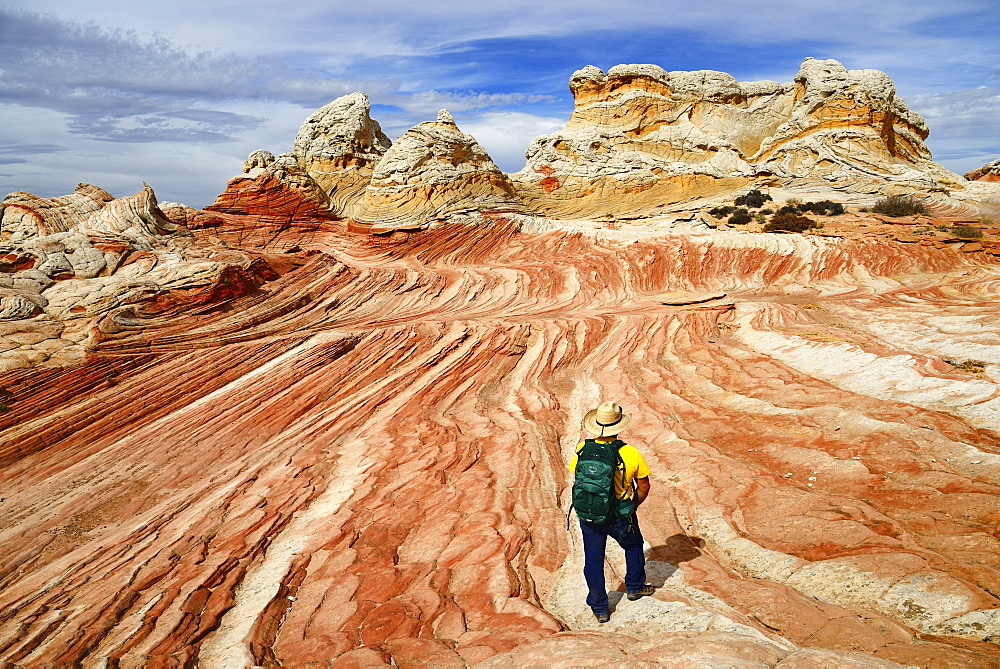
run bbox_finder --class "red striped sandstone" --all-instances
[2,58,1000,666]
[1,211,999,666]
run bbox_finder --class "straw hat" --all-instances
[583,401,632,437]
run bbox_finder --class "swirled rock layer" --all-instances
[0,209,999,666]
[966,159,1000,183]
[1,183,186,242]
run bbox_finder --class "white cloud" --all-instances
[2,0,997,204]
[456,111,565,173]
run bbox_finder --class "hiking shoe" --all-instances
[594,611,611,623]
[627,584,656,601]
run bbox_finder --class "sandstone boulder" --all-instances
[206,152,332,222]
[292,92,392,217]
[352,110,529,231]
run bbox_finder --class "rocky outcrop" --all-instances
[352,110,529,231]
[0,184,283,370]
[965,159,1000,183]
[206,153,332,221]
[1,183,186,242]
[292,92,392,217]
[2,58,1000,668]
[514,58,961,218]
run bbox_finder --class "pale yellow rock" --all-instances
[292,92,392,217]
[514,57,965,218]
[354,109,528,230]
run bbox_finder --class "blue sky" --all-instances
[1,0,998,207]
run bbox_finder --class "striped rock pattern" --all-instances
[0,214,998,666]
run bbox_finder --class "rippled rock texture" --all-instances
[2,191,1000,666]
[3,55,1000,666]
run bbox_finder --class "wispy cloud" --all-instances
[1,0,997,205]
[0,143,66,165]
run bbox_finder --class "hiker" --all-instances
[569,400,654,623]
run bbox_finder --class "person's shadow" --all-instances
[609,534,704,611]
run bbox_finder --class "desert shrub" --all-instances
[945,358,986,374]
[728,208,753,225]
[735,189,773,209]
[709,205,736,218]
[760,208,773,215]
[775,204,799,216]
[763,211,818,233]
[952,224,983,239]
[797,200,845,216]
[871,194,929,217]
[754,212,767,224]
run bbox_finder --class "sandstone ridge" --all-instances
[513,58,966,217]
[352,109,530,231]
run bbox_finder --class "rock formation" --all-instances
[1,183,186,242]
[966,159,1000,183]
[206,153,333,221]
[292,92,392,218]
[352,110,529,231]
[513,58,963,218]
[1,59,1000,668]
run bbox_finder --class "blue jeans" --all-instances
[579,516,646,615]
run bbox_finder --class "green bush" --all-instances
[871,194,929,217]
[763,211,818,233]
[709,205,736,218]
[728,208,753,225]
[952,224,983,239]
[735,189,773,209]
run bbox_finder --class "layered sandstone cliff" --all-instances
[513,58,963,217]
[966,158,1000,183]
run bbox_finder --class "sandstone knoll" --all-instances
[351,110,530,232]
[2,60,1000,668]
[512,58,969,218]
[291,92,392,218]
[967,159,1000,183]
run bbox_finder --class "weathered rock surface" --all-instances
[1,211,999,666]
[513,58,963,218]
[352,110,529,231]
[0,184,283,372]
[2,59,1000,668]
[966,159,1000,183]
[292,92,392,218]
[206,153,334,222]
[1,183,186,242]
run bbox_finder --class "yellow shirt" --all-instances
[569,439,650,500]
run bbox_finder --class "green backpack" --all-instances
[571,439,626,524]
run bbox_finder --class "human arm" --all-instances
[635,476,650,506]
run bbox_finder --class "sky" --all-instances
[1,0,998,208]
